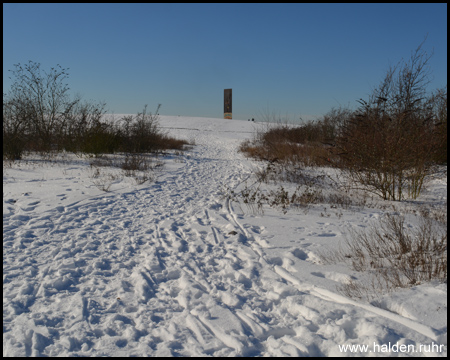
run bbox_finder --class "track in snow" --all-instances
[3,123,446,356]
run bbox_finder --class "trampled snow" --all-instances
[3,116,447,356]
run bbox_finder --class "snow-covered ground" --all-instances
[3,116,447,357]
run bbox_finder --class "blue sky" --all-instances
[3,3,447,122]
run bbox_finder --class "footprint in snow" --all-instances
[291,248,308,261]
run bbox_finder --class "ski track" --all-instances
[3,127,446,357]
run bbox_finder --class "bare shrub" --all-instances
[238,139,267,161]
[328,212,447,301]
[5,61,80,154]
[88,164,119,192]
[327,192,357,210]
[121,153,161,185]
[224,180,325,215]
[4,62,188,161]
[334,41,442,200]
[427,86,447,164]
[89,155,116,168]
[3,94,29,160]
[239,122,336,169]
[240,41,445,204]
[64,99,109,155]
[337,279,371,301]
[319,106,353,143]
[119,105,161,154]
[3,61,117,158]
[116,104,189,155]
[121,153,152,172]
[155,134,190,152]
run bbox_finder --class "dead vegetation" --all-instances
[235,40,447,298]
[322,210,447,301]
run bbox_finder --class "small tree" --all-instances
[335,40,441,200]
[3,93,30,160]
[427,86,447,164]
[63,98,110,155]
[6,61,80,153]
[119,104,162,154]
[319,106,353,144]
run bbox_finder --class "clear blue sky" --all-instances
[3,3,447,122]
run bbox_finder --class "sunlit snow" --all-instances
[3,116,447,357]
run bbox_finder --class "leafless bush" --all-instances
[4,62,188,161]
[64,99,109,155]
[427,86,447,164]
[121,153,163,185]
[116,105,188,155]
[224,180,326,215]
[3,94,29,160]
[239,124,337,173]
[4,61,80,154]
[333,40,443,200]
[319,106,353,143]
[119,104,161,154]
[121,153,152,172]
[324,212,447,301]
[89,155,117,168]
[88,164,120,192]
[327,192,359,210]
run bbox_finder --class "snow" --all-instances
[3,115,447,357]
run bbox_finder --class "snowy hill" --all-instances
[3,115,447,356]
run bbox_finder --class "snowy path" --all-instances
[3,117,447,356]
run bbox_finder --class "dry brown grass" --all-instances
[154,135,190,152]
[239,123,336,167]
[321,211,447,301]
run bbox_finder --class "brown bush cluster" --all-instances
[3,61,188,160]
[237,40,448,297]
[240,41,447,201]
[239,123,336,167]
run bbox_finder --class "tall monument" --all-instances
[224,89,232,119]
